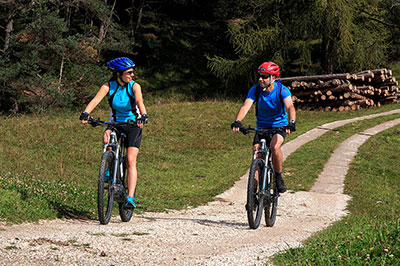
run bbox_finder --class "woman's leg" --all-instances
[126,146,139,197]
[103,129,111,144]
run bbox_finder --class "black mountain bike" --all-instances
[88,117,135,225]
[241,126,283,229]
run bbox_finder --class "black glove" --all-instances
[138,113,148,124]
[231,120,242,129]
[240,127,250,135]
[79,112,90,121]
[287,120,296,132]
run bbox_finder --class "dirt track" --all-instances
[1,110,399,266]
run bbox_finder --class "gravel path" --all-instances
[1,110,399,266]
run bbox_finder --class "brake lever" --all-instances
[89,117,100,127]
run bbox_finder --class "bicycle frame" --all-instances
[253,138,274,201]
[103,129,125,189]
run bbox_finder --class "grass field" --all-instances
[0,101,399,265]
[274,123,400,266]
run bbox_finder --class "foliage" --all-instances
[0,0,399,114]
[208,0,393,94]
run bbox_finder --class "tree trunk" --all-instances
[280,73,351,83]
[3,11,15,52]
[99,0,117,43]
[98,0,107,42]
[134,0,146,37]
[58,52,65,90]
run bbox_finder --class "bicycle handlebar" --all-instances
[239,126,286,135]
[88,117,139,128]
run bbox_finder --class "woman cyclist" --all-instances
[80,57,148,209]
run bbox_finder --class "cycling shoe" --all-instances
[124,196,136,209]
[104,169,111,182]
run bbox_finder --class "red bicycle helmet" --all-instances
[258,62,280,77]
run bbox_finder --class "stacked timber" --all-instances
[280,69,399,111]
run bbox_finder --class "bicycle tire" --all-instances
[98,150,115,225]
[246,158,264,229]
[264,165,278,227]
[119,156,133,222]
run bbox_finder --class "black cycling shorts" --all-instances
[115,125,142,149]
[253,127,286,146]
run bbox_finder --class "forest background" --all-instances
[0,0,399,114]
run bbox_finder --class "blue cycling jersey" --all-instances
[247,81,291,128]
[107,80,139,122]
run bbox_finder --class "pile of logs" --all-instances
[280,69,399,111]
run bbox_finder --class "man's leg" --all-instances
[270,134,287,193]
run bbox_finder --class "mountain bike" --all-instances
[241,126,284,229]
[88,117,135,225]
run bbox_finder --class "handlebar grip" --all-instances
[239,127,250,135]
[88,117,101,127]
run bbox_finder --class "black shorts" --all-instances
[253,127,286,146]
[115,125,142,149]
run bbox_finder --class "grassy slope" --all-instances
[274,115,400,265]
[0,101,399,224]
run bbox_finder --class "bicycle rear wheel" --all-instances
[264,166,278,227]
[246,158,264,229]
[119,156,133,222]
[98,150,115,225]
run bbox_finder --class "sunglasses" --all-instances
[124,70,135,75]
[258,74,270,79]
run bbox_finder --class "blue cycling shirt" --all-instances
[107,80,139,122]
[247,81,291,128]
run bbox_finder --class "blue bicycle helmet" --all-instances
[107,57,135,71]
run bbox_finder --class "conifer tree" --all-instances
[208,0,390,93]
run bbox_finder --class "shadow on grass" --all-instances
[49,201,96,220]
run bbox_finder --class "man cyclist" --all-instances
[80,57,148,209]
[231,61,296,193]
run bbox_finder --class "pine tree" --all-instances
[208,0,391,94]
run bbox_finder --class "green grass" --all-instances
[0,101,399,223]
[274,118,400,265]
[389,61,400,80]
[283,113,400,191]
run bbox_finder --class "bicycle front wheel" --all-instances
[265,166,278,227]
[98,150,115,225]
[246,158,264,229]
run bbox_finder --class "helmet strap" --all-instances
[116,72,128,87]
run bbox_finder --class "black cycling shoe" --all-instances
[275,175,287,193]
